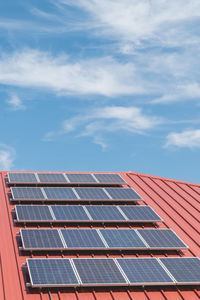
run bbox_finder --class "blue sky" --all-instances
[0,0,200,183]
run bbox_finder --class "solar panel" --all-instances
[137,229,188,249]
[43,187,77,200]
[75,188,109,200]
[15,205,53,221]
[8,172,38,183]
[21,229,64,249]
[100,229,146,249]
[37,173,67,183]
[51,205,90,221]
[11,187,45,200]
[160,258,200,284]
[66,173,97,183]
[86,205,125,221]
[118,258,174,285]
[73,258,127,285]
[119,206,162,222]
[61,229,105,248]
[94,173,126,184]
[27,259,79,287]
[105,188,142,200]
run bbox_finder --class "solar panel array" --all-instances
[15,205,162,223]
[8,172,127,184]
[20,228,187,250]
[11,187,142,201]
[27,257,200,287]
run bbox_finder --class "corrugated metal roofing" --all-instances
[0,171,200,300]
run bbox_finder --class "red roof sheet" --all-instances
[0,171,200,300]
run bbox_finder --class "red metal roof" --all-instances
[0,171,200,300]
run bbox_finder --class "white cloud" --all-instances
[60,0,200,46]
[165,129,200,148]
[44,105,162,148]
[0,144,16,170]
[6,93,26,110]
[0,49,144,97]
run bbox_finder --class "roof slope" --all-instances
[0,171,200,300]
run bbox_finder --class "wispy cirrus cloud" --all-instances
[0,144,16,170]
[44,105,162,148]
[6,93,26,110]
[165,129,200,148]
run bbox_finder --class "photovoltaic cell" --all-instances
[100,229,146,248]
[61,229,105,248]
[118,258,174,285]
[75,188,109,200]
[51,205,90,221]
[8,172,38,183]
[66,173,96,183]
[15,205,53,221]
[27,259,79,287]
[105,188,142,200]
[11,187,45,200]
[37,173,67,183]
[73,258,127,285]
[160,258,200,284]
[86,205,125,221]
[44,187,77,200]
[21,229,64,249]
[119,206,162,222]
[137,229,187,249]
[93,173,126,184]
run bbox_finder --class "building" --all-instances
[0,170,200,300]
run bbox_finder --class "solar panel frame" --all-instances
[74,187,110,200]
[15,205,54,222]
[27,258,80,287]
[37,173,68,183]
[159,257,200,285]
[117,258,175,286]
[73,258,128,286]
[85,205,126,221]
[137,229,188,250]
[100,229,147,249]
[8,172,38,183]
[11,187,46,200]
[105,187,143,200]
[119,205,163,222]
[66,173,98,183]
[93,173,127,184]
[61,229,106,249]
[43,187,78,200]
[20,229,64,250]
[51,205,90,222]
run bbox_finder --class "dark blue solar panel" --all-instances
[137,229,187,249]
[73,258,127,285]
[61,229,105,248]
[66,173,96,183]
[27,259,79,287]
[100,229,146,248]
[118,258,174,284]
[160,258,200,284]
[75,188,109,200]
[15,205,53,221]
[119,206,162,221]
[21,229,64,249]
[44,187,77,200]
[86,206,125,221]
[8,172,37,183]
[11,187,45,200]
[105,188,142,200]
[37,173,67,183]
[93,174,126,184]
[51,205,90,221]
